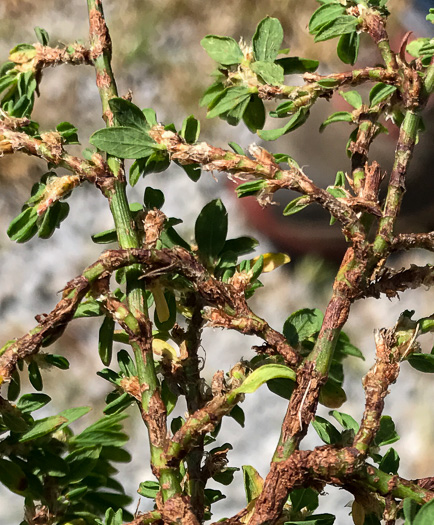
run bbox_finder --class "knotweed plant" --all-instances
[0,1,433,524]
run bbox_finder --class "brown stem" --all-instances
[356,264,434,300]
[391,232,434,253]
[353,328,400,454]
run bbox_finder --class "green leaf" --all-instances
[73,428,128,447]
[229,405,245,427]
[221,95,251,126]
[414,499,434,525]
[19,414,67,442]
[312,416,341,444]
[0,458,28,494]
[309,4,346,34]
[180,114,200,144]
[144,187,165,210]
[243,94,266,133]
[314,16,360,43]
[2,410,29,433]
[334,332,364,360]
[290,487,319,512]
[337,32,360,65]
[34,450,69,477]
[109,97,149,131]
[179,162,201,182]
[207,86,251,119]
[28,361,43,391]
[195,199,228,262]
[200,81,225,108]
[56,121,79,144]
[374,415,399,446]
[133,150,171,181]
[142,107,158,127]
[319,380,347,409]
[317,78,340,89]
[7,370,20,401]
[232,364,296,396]
[340,90,362,109]
[276,57,319,74]
[253,17,284,62]
[213,466,239,486]
[65,446,101,483]
[34,26,49,46]
[201,35,244,65]
[215,250,237,279]
[65,485,88,500]
[250,61,284,86]
[258,108,309,140]
[270,100,296,118]
[333,171,345,187]
[419,316,434,334]
[205,488,226,505]
[43,354,70,369]
[283,196,311,216]
[330,410,359,433]
[407,353,434,373]
[7,206,38,243]
[74,298,103,318]
[0,74,17,95]
[37,201,70,239]
[104,391,133,415]
[369,83,397,107]
[242,465,264,502]
[138,480,160,499]
[58,406,92,429]
[222,236,258,257]
[327,186,348,199]
[379,447,400,475]
[90,126,160,159]
[161,380,177,415]
[17,393,51,414]
[160,222,191,250]
[267,377,295,400]
[406,38,433,58]
[403,498,420,525]
[228,141,244,155]
[236,179,267,198]
[99,316,115,366]
[92,228,117,244]
[283,308,324,346]
[117,349,137,377]
[320,111,353,132]
[100,446,131,463]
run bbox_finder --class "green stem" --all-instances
[86,0,179,500]
[377,40,397,72]
[373,110,420,257]
[360,465,433,504]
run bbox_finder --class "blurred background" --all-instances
[0,0,433,523]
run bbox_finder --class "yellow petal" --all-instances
[151,284,170,323]
[251,252,291,273]
[152,339,178,360]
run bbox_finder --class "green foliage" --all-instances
[1,2,433,524]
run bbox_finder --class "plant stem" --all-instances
[87,0,180,500]
[373,110,420,257]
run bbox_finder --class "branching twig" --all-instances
[353,328,401,454]
[0,120,113,194]
[357,264,434,300]
[391,232,434,253]
[148,126,365,240]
